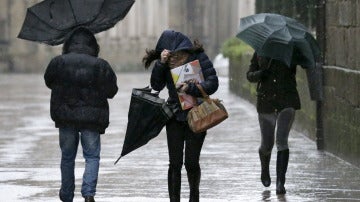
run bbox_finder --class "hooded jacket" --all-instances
[150,30,219,121]
[44,27,118,134]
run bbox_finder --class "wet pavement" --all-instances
[0,73,359,202]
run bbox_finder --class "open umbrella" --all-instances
[18,0,135,45]
[114,87,174,164]
[237,13,323,101]
[236,13,321,69]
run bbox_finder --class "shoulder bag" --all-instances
[187,84,228,133]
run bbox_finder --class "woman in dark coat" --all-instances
[143,30,218,202]
[44,27,118,202]
[247,52,300,195]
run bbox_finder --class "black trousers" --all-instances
[166,118,206,173]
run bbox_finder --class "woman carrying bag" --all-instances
[142,30,218,202]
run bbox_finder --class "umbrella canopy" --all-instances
[236,13,321,68]
[114,87,173,164]
[18,0,135,45]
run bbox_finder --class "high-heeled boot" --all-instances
[168,167,181,202]
[276,149,289,194]
[187,170,200,202]
[259,150,271,187]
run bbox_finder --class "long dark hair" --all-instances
[142,39,204,69]
[142,49,161,69]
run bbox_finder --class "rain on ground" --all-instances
[0,73,359,202]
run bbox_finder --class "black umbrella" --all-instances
[236,13,321,69]
[18,0,135,45]
[237,13,323,101]
[114,87,174,164]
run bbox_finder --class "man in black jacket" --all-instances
[44,27,118,202]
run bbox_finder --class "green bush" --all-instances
[220,37,253,59]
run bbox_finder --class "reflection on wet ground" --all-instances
[0,73,359,202]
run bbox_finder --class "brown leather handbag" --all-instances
[187,84,228,133]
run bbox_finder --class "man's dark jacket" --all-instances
[44,27,118,134]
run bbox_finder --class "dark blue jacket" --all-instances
[150,30,218,121]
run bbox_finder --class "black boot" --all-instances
[187,170,200,202]
[276,149,289,195]
[259,150,271,187]
[168,167,181,202]
[84,196,95,202]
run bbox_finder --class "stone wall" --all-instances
[323,0,360,167]
[322,66,360,166]
[326,0,360,70]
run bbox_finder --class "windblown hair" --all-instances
[191,40,205,53]
[142,39,205,69]
[142,49,161,69]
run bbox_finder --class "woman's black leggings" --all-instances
[166,118,206,173]
[258,107,295,154]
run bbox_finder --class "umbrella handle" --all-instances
[266,58,273,69]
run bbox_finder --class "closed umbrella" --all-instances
[114,87,174,164]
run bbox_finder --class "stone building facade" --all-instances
[0,0,254,72]
[0,0,11,71]
[1,0,60,72]
[0,0,170,72]
[169,0,254,59]
[97,0,170,71]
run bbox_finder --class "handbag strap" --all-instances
[196,84,210,100]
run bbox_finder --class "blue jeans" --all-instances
[59,127,101,202]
